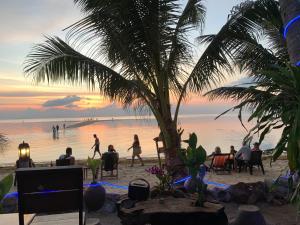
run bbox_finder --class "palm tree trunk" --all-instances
[280,0,300,65]
[160,116,187,180]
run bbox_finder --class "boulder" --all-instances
[99,193,121,213]
[208,187,231,203]
[228,182,249,204]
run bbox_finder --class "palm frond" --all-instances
[24,36,145,106]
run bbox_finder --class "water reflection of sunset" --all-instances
[0,115,281,165]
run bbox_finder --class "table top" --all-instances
[121,197,224,215]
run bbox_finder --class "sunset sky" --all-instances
[0,0,245,120]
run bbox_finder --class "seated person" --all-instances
[59,147,75,165]
[208,146,222,158]
[235,141,251,171]
[252,142,262,152]
[102,145,118,171]
[226,145,237,170]
[107,144,117,153]
[230,145,237,155]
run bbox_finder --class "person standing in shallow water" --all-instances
[91,134,101,159]
[128,134,144,167]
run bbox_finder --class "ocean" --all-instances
[0,114,281,165]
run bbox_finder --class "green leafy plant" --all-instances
[179,133,207,206]
[180,133,207,178]
[87,157,101,184]
[0,174,13,212]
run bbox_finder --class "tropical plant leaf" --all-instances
[0,174,13,201]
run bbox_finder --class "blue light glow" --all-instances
[84,181,128,190]
[284,15,300,39]
[4,178,229,200]
[296,61,300,66]
[172,175,230,189]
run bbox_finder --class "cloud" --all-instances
[43,95,81,107]
[227,77,255,87]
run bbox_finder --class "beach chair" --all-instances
[56,158,72,166]
[247,151,265,175]
[210,154,231,174]
[101,152,119,179]
[16,166,83,225]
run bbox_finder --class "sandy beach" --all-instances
[1,157,289,194]
[1,157,297,225]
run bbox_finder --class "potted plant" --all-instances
[146,165,172,198]
[179,133,207,206]
[84,157,106,211]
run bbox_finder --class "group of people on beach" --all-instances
[90,134,144,167]
[51,124,66,139]
[208,141,263,169]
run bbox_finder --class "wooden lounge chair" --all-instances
[101,152,119,179]
[210,154,231,174]
[16,166,83,225]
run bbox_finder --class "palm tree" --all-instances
[24,0,229,176]
[201,0,300,170]
[279,0,300,66]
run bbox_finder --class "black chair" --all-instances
[56,158,71,166]
[16,166,83,225]
[101,152,119,179]
[248,151,265,175]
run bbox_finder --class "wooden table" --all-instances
[118,197,228,225]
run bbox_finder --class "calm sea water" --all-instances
[0,114,281,165]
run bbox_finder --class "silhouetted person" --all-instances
[128,134,144,167]
[56,124,59,134]
[91,134,101,158]
[59,147,75,165]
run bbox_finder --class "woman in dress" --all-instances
[128,134,144,167]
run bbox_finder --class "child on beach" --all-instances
[128,134,144,167]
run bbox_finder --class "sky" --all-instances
[0,0,245,120]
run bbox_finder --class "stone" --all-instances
[228,182,249,204]
[173,189,186,198]
[208,187,231,203]
[99,193,121,213]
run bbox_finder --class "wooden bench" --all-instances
[16,166,83,225]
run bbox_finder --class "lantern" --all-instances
[18,141,30,159]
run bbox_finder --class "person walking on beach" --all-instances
[52,125,56,138]
[56,124,59,134]
[128,134,144,167]
[91,134,101,158]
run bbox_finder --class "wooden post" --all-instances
[280,0,300,65]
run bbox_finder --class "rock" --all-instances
[209,187,231,203]
[173,189,186,198]
[228,182,267,204]
[228,183,249,204]
[99,193,121,213]
[266,193,274,203]
[1,195,18,213]
[271,198,284,206]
